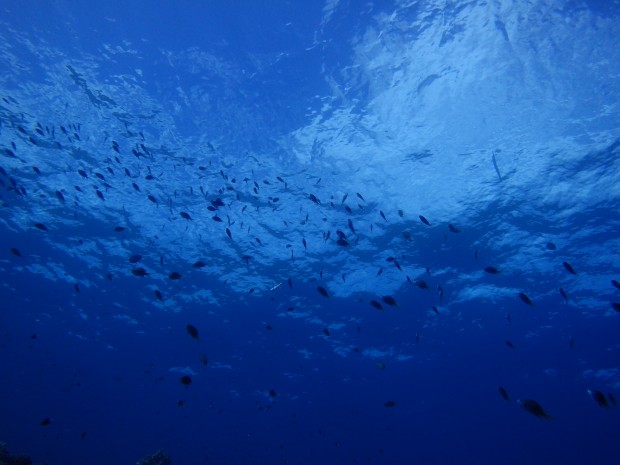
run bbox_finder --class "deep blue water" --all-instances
[1,1,620,464]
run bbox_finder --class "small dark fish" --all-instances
[380,210,387,222]
[612,279,620,289]
[546,242,557,250]
[186,324,199,340]
[448,224,460,233]
[269,389,278,397]
[3,148,17,158]
[225,228,232,239]
[519,399,551,419]
[381,295,398,307]
[74,283,80,293]
[383,400,396,408]
[180,375,192,387]
[131,268,148,277]
[498,386,509,401]
[10,247,21,257]
[55,190,65,202]
[323,327,330,336]
[129,254,142,264]
[132,182,141,192]
[588,389,609,409]
[518,292,534,306]
[415,280,429,290]
[356,192,365,201]
[302,238,307,250]
[180,211,192,220]
[193,260,207,268]
[569,335,574,350]
[212,215,223,222]
[147,194,158,205]
[376,268,383,277]
[114,226,127,232]
[40,417,51,426]
[484,266,500,274]
[34,222,48,231]
[288,277,292,288]
[169,272,182,280]
[77,169,88,178]
[95,190,104,201]
[348,219,355,234]
[309,194,320,205]
[505,340,515,349]
[370,300,384,311]
[559,288,569,303]
[611,302,620,312]
[211,198,225,208]
[562,261,577,275]
[317,286,330,298]
[154,290,163,301]
[393,260,402,271]
[386,256,395,262]
[419,215,430,226]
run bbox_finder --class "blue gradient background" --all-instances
[1,1,620,464]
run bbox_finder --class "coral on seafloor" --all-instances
[136,450,172,465]
[1,441,173,465]
[0,442,33,465]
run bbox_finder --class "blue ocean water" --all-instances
[1,1,620,464]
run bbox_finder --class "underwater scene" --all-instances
[1,1,620,464]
